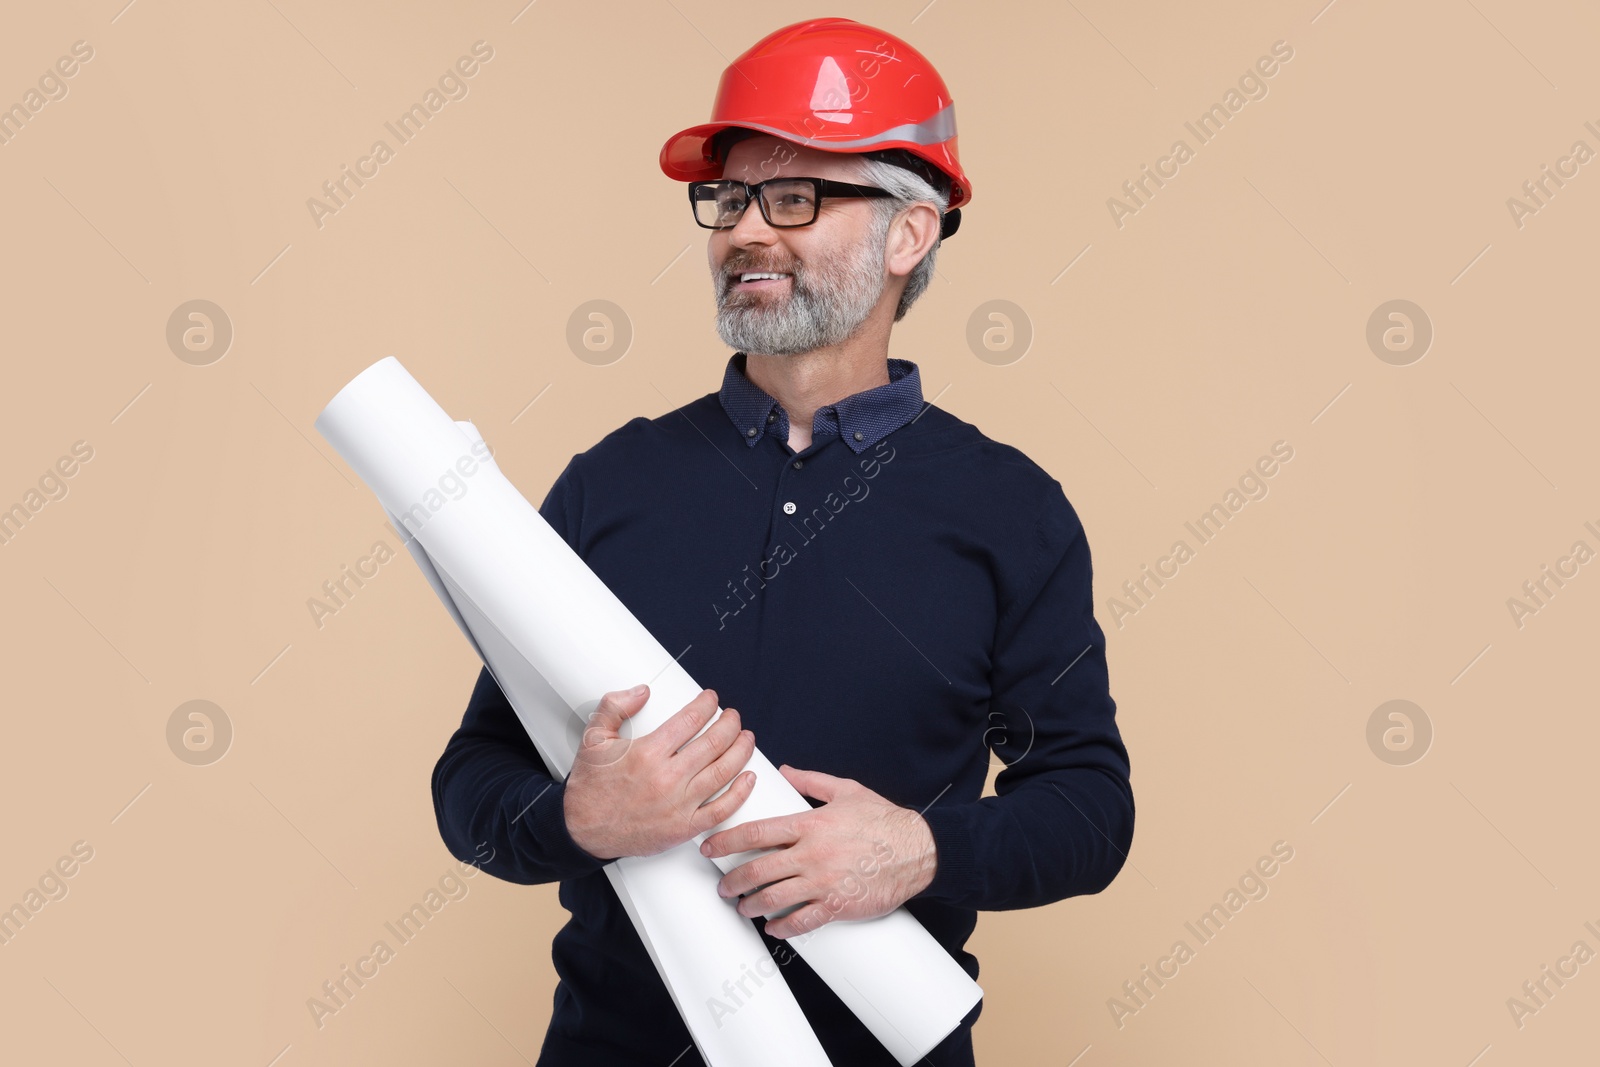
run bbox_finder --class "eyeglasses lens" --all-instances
[693,180,818,228]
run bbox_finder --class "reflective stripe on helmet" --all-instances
[736,103,956,151]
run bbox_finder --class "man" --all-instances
[431,18,1134,1066]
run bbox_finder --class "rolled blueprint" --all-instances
[385,490,830,1067]
[315,356,983,1066]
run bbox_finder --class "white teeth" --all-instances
[740,272,789,282]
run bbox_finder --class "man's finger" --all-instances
[735,875,814,921]
[701,813,800,858]
[778,763,849,804]
[688,770,755,835]
[650,689,720,754]
[765,901,835,941]
[686,731,757,818]
[672,705,742,774]
[717,846,801,901]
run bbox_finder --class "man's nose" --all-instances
[726,195,779,248]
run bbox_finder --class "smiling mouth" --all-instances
[731,271,793,290]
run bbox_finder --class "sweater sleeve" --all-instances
[912,481,1135,911]
[429,454,613,885]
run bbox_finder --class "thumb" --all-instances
[779,764,845,803]
[613,684,650,720]
[590,684,648,736]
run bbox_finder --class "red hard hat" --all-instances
[659,17,972,220]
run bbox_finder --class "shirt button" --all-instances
[782,501,796,514]
[792,460,803,469]
[746,427,757,437]
[767,413,777,423]
[853,431,863,442]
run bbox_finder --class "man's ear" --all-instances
[886,202,941,278]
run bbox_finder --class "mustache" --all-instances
[724,257,801,279]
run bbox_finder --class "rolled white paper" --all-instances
[315,356,982,1066]
[388,484,829,1066]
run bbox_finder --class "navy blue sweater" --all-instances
[431,354,1135,1066]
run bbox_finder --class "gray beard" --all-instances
[713,231,888,357]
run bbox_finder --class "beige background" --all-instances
[1,0,1595,1063]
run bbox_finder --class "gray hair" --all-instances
[849,155,950,322]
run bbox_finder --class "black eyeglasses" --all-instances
[688,177,893,230]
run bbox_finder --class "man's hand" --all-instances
[564,685,758,861]
[700,764,938,940]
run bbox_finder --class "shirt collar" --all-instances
[718,352,924,454]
